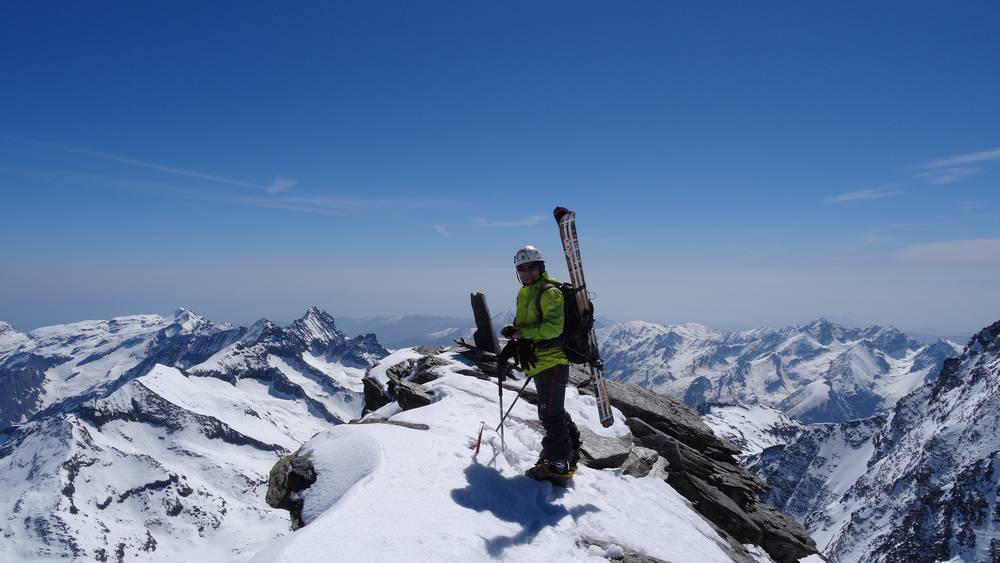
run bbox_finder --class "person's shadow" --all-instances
[450,463,599,557]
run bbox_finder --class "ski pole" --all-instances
[495,377,532,433]
[498,381,505,451]
[497,352,508,451]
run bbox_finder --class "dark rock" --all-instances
[620,414,816,562]
[568,363,594,388]
[577,537,671,562]
[266,451,317,530]
[394,381,433,411]
[384,360,415,384]
[579,426,632,470]
[744,503,819,563]
[606,381,741,457]
[667,471,762,544]
[621,446,659,478]
[354,419,430,431]
[628,418,767,506]
[454,367,489,380]
[361,375,391,414]
[410,355,450,384]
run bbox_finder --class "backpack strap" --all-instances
[533,282,565,350]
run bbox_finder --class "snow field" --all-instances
[251,359,750,563]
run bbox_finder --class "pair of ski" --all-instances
[472,206,614,450]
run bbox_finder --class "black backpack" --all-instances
[534,282,598,365]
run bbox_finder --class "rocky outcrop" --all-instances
[393,381,433,411]
[266,451,317,530]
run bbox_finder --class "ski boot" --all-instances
[525,459,574,486]
[570,445,581,474]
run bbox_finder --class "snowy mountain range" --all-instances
[0,307,388,561]
[748,319,1000,562]
[598,318,962,423]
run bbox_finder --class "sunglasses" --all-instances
[516,263,539,272]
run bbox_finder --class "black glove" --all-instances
[498,339,520,378]
[516,339,537,371]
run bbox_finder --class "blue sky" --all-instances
[1,1,998,336]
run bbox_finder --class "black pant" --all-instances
[533,364,581,463]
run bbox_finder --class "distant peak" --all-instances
[290,307,344,345]
[0,320,15,334]
[171,307,199,320]
[300,306,336,324]
[969,319,1000,352]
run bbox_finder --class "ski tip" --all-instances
[553,206,571,221]
[600,418,615,428]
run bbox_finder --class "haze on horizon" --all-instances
[1,2,998,338]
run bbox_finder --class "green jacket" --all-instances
[514,272,570,377]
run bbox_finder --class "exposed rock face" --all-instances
[600,381,817,563]
[361,375,392,415]
[749,320,1000,563]
[605,381,742,459]
[578,426,632,470]
[266,451,317,530]
[393,381,433,411]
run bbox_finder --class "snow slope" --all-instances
[253,352,780,562]
[253,349,822,563]
[700,403,805,457]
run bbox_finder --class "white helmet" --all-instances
[514,245,544,267]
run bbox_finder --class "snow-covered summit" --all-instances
[258,347,821,563]
[287,306,344,347]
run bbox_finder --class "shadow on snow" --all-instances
[450,463,599,557]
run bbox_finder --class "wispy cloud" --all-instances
[850,234,894,246]
[897,238,1000,266]
[824,184,903,204]
[265,177,297,194]
[913,166,979,185]
[108,180,455,218]
[471,214,547,227]
[923,147,1000,169]
[912,146,1000,185]
[885,221,945,229]
[433,225,449,236]
[27,139,296,194]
